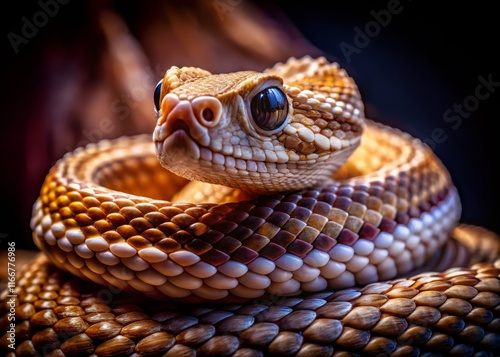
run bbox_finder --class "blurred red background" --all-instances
[1,0,499,251]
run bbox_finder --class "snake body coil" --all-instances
[1,56,499,356]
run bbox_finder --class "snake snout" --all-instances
[153,94,222,148]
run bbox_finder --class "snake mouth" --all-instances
[156,129,201,162]
[169,119,193,139]
[153,95,212,150]
[161,117,204,161]
[157,123,201,161]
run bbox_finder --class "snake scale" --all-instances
[1,56,499,356]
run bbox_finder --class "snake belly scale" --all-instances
[1,56,499,356]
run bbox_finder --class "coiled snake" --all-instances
[1,56,499,356]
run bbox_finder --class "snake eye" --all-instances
[250,87,288,131]
[154,79,163,111]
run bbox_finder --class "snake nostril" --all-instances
[192,96,222,128]
[202,108,214,122]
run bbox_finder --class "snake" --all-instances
[1,56,499,356]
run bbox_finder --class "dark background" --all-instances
[1,1,499,251]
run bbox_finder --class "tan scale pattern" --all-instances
[1,225,499,356]
[28,119,461,303]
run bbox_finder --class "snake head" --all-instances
[153,56,365,195]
